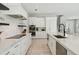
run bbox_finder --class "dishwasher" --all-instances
[56,42,67,55]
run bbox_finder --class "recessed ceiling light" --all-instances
[34,9,38,11]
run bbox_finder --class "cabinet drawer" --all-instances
[48,36,56,55]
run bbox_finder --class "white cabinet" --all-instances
[3,40,23,55]
[9,43,21,55]
[46,17,57,34]
[20,34,32,54]
[29,17,47,38]
[2,34,32,55]
[33,31,47,38]
[48,35,56,55]
[3,43,21,55]
[29,17,45,27]
[48,35,76,55]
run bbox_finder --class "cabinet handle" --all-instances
[5,52,10,55]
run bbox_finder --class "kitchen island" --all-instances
[0,33,32,55]
[47,33,79,55]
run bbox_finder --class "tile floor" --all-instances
[26,38,52,55]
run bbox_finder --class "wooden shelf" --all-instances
[18,25,26,27]
[0,23,9,25]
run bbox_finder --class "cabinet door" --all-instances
[20,35,32,55]
[48,36,52,49]
[36,31,47,38]
[46,17,57,34]
[3,35,32,55]
[9,43,21,55]
[48,36,56,55]
[10,38,28,55]
[29,17,45,27]
[20,38,27,54]
[51,38,56,55]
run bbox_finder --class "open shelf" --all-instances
[0,23,9,25]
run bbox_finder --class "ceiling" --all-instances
[22,3,79,17]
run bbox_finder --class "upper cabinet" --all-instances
[46,17,57,34]
[29,17,45,27]
[0,3,28,19]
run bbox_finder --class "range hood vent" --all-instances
[0,3,9,10]
[7,14,27,20]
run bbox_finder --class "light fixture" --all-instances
[34,9,38,11]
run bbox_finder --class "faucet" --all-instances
[59,24,65,36]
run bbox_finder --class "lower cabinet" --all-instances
[48,35,67,55]
[35,31,47,38]
[3,34,32,55]
[48,35,75,55]
[48,35,56,55]
[9,44,21,55]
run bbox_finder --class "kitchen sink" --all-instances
[54,35,66,38]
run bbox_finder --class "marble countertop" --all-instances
[6,33,26,39]
[0,33,26,54]
[48,32,79,55]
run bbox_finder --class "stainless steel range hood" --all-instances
[7,14,27,20]
[0,3,9,10]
